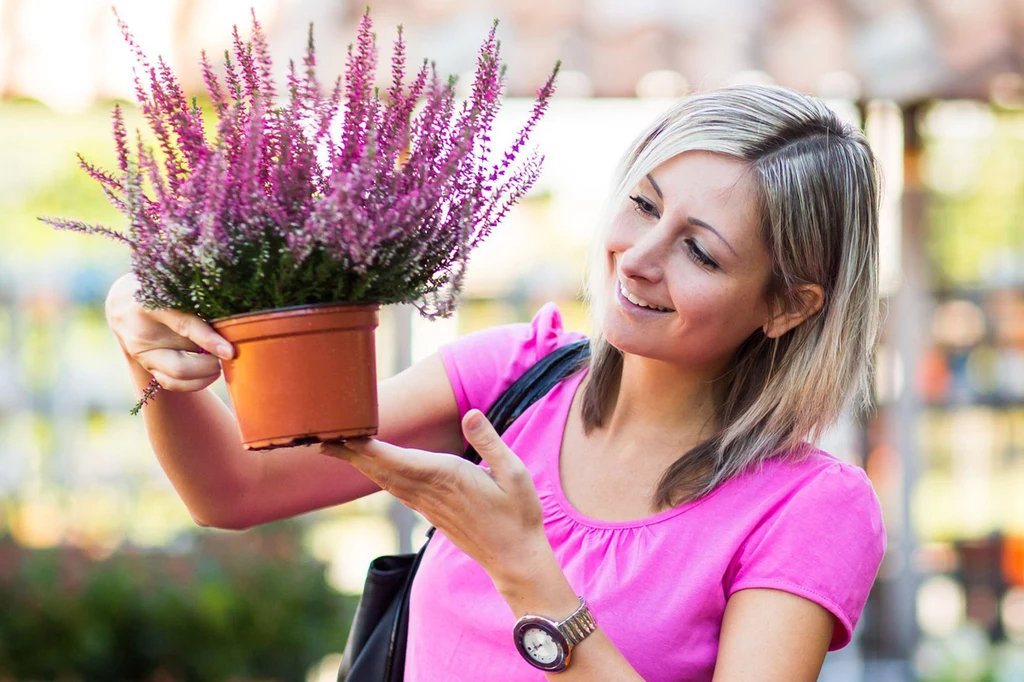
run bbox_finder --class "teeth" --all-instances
[620,283,672,312]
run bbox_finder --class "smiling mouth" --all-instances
[618,282,673,312]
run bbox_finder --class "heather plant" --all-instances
[42,9,558,323]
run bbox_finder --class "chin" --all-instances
[600,313,643,356]
[601,306,692,366]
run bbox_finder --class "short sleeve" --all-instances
[726,462,886,650]
[438,302,585,420]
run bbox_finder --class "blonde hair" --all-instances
[582,84,881,508]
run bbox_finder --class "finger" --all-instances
[138,348,222,380]
[316,438,381,462]
[147,368,222,393]
[461,410,527,486]
[345,438,445,477]
[319,440,406,496]
[144,334,203,354]
[138,348,222,392]
[147,308,234,360]
[338,439,465,495]
[318,441,361,460]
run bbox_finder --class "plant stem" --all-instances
[131,378,162,416]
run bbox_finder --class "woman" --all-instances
[105,84,886,681]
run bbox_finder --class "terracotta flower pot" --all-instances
[212,303,380,450]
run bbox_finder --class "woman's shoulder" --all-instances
[438,302,586,418]
[443,302,583,363]
[740,446,875,494]
[722,446,885,547]
[721,447,886,650]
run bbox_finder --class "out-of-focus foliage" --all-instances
[0,521,358,682]
[923,105,1024,289]
[0,102,129,264]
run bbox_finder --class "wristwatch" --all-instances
[513,597,597,673]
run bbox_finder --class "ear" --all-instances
[763,283,825,339]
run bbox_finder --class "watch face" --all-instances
[522,626,560,665]
[513,617,569,672]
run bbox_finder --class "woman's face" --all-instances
[602,151,776,373]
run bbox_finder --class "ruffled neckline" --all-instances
[539,369,723,531]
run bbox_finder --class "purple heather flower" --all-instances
[42,8,559,327]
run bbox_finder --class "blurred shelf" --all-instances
[922,400,1024,409]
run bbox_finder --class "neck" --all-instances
[599,352,720,451]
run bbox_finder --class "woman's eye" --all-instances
[685,239,719,270]
[628,195,658,217]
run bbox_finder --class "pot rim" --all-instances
[211,301,381,326]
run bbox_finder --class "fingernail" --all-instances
[319,443,342,458]
[217,342,233,359]
[466,410,485,433]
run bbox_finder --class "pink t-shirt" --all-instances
[406,303,886,682]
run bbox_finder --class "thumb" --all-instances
[462,409,514,474]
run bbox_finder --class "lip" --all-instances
[616,284,673,317]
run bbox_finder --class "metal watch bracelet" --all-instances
[558,597,598,646]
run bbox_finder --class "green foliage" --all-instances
[155,230,443,322]
[924,109,1024,288]
[0,523,358,682]
[0,102,133,262]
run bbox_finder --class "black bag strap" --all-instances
[463,338,591,465]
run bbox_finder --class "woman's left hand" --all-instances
[320,409,553,590]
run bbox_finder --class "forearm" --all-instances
[546,630,646,682]
[123,351,259,528]
[494,548,646,682]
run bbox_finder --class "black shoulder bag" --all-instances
[338,338,590,682]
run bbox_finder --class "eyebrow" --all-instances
[645,173,738,257]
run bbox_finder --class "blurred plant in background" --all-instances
[0,521,357,682]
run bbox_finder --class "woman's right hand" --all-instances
[104,273,235,393]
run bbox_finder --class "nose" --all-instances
[611,220,668,285]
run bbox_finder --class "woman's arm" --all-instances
[106,273,464,530]
[712,589,834,681]
[494,577,834,681]
[494,565,834,682]
[492,550,836,681]
[491,553,646,681]
[128,351,463,530]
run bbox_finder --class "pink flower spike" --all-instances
[44,8,561,415]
